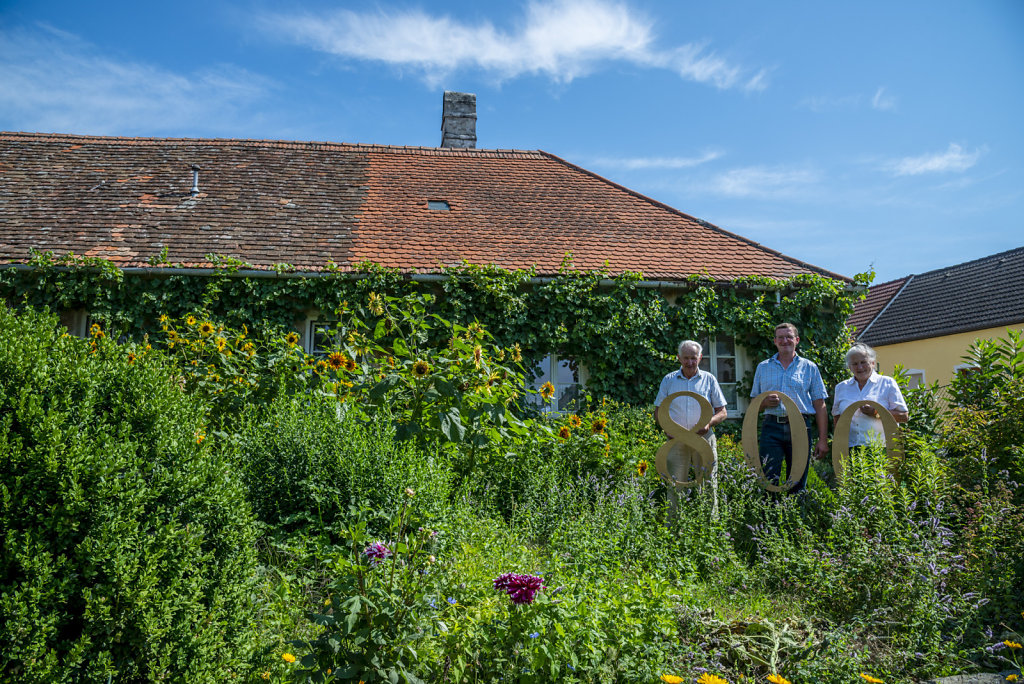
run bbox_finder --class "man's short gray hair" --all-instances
[677,340,703,356]
[845,343,877,368]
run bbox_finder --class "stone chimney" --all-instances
[440,91,477,149]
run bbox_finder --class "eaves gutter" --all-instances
[1,262,862,293]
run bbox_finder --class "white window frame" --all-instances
[696,334,748,417]
[904,368,926,389]
[527,353,583,415]
[305,315,341,357]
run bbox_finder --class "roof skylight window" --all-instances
[427,200,450,211]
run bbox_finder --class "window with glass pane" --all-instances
[527,354,581,414]
[307,320,339,357]
[698,334,738,411]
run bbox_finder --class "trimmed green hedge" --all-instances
[0,304,258,683]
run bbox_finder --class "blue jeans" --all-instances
[759,414,816,494]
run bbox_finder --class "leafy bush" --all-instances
[0,305,257,683]
[232,395,453,527]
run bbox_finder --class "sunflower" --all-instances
[591,417,608,434]
[473,345,483,368]
[412,360,431,378]
[539,381,555,401]
[368,292,384,316]
[660,677,683,684]
[495,347,506,362]
[569,415,583,428]
[89,323,103,339]
[185,315,197,327]
[158,314,169,325]
[859,675,884,684]
[636,460,649,477]
[285,331,300,347]
[315,360,329,375]
[767,675,792,684]
[242,342,255,357]
[215,337,227,352]
[166,329,178,340]
[127,352,137,365]
[343,357,357,372]
[511,343,522,363]
[558,426,571,440]
[198,321,215,337]
[326,352,347,371]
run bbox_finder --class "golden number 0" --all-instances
[655,391,715,489]
[831,400,904,484]
[741,391,809,493]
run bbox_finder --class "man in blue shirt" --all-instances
[750,322,829,493]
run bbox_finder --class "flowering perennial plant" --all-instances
[493,572,545,605]
[363,542,392,567]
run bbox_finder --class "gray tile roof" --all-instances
[857,245,1024,346]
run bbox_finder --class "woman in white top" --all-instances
[831,343,909,448]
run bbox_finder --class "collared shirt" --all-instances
[654,368,727,430]
[750,352,827,416]
[832,372,908,447]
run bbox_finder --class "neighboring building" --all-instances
[1,93,853,415]
[851,246,1024,389]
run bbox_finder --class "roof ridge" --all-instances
[913,244,1024,280]
[0,131,544,158]
[537,150,852,282]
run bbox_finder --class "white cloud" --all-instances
[704,165,821,199]
[259,0,765,90]
[590,149,723,170]
[871,86,895,111]
[888,143,983,176]
[0,26,272,136]
[798,86,896,113]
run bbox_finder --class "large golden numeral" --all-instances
[831,400,904,484]
[655,391,715,489]
[741,391,809,493]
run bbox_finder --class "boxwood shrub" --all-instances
[0,305,258,683]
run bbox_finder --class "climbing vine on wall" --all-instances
[1,250,871,406]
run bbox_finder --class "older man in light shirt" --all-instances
[654,340,728,513]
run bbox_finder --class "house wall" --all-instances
[873,323,1024,388]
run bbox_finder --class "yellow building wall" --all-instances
[873,324,1024,388]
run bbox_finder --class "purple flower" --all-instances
[363,542,392,567]
[493,572,545,605]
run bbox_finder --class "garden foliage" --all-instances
[1,294,1022,684]
[0,304,257,683]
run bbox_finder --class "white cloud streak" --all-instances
[871,86,895,111]
[888,143,983,176]
[799,86,896,113]
[591,149,723,170]
[0,26,272,136]
[703,165,821,199]
[258,0,765,90]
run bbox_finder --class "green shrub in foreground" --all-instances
[0,305,258,683]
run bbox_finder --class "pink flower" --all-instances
[364,542,392,567]
[493,573,545,605]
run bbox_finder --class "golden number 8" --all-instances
[654,391,715,489]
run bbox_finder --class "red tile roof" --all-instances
[0,132,849,282]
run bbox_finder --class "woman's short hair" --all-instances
[677,340,702,356]
[845,342,877,369]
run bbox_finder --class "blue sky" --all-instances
[2,0,1021,284]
